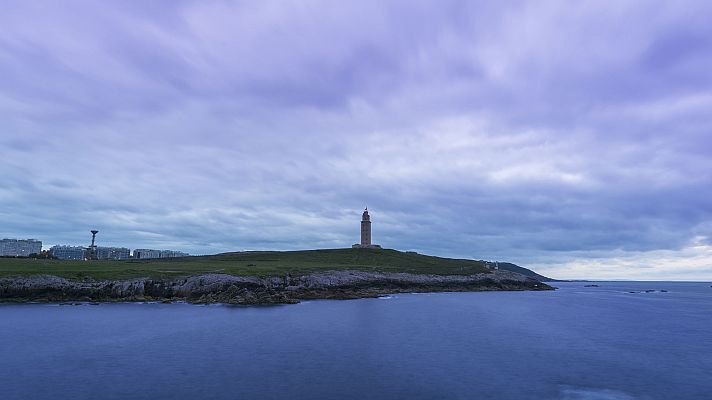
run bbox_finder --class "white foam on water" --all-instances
[558,386,641,400]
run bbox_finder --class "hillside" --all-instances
[491,262,555,282]
[0,248,547,281]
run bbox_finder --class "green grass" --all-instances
[0,248,490,280]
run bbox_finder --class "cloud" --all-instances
[1,0,711,280]
[534,236,712,281]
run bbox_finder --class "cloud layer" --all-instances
[2,0,711,279]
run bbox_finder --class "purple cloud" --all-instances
[1,0,711,279]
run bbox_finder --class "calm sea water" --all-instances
[1,282,711,400]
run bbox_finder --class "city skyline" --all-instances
[0,236,190,260]
[2,1,712,279]
[0,235,190,255]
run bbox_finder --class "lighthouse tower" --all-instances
[353,208,381,249]
[360,208,371,246]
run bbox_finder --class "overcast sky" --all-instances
[2,0,711,280]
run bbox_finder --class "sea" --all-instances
[1,282,710,400]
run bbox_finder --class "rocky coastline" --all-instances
[0,270,553,305]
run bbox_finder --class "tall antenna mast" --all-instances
[87,230,99,260]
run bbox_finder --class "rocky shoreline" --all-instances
[0,270,553,305]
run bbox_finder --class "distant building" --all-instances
[133,249,161,259]
[0,239,42,257]
[50,245,86,260]
[352,208,381,249]
[159,250,189,258]
[133,249,189,259]
[95,247,130,260]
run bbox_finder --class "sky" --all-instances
[1,0,712,280]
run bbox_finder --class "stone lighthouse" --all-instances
[360,208,371,246]
[353,208,381,249]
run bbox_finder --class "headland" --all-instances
[0,248,553,304]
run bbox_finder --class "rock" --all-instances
[584,284,599,287]
[0,270,553,305]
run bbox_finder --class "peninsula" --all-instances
[0,248,552,304]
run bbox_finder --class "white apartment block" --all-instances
[134,249,189,259]
[0,239,42,256]
[50,245,86,260]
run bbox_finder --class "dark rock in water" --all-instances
[584,284,599,287]
[0,270,553,305]
[629,291,637,293]
[645,290,655,293]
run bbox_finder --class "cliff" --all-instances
[0,270,552,305]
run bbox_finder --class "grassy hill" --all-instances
[488,262,555,282]
[0,248,545,281]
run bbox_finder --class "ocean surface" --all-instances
[1,281,711,400]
